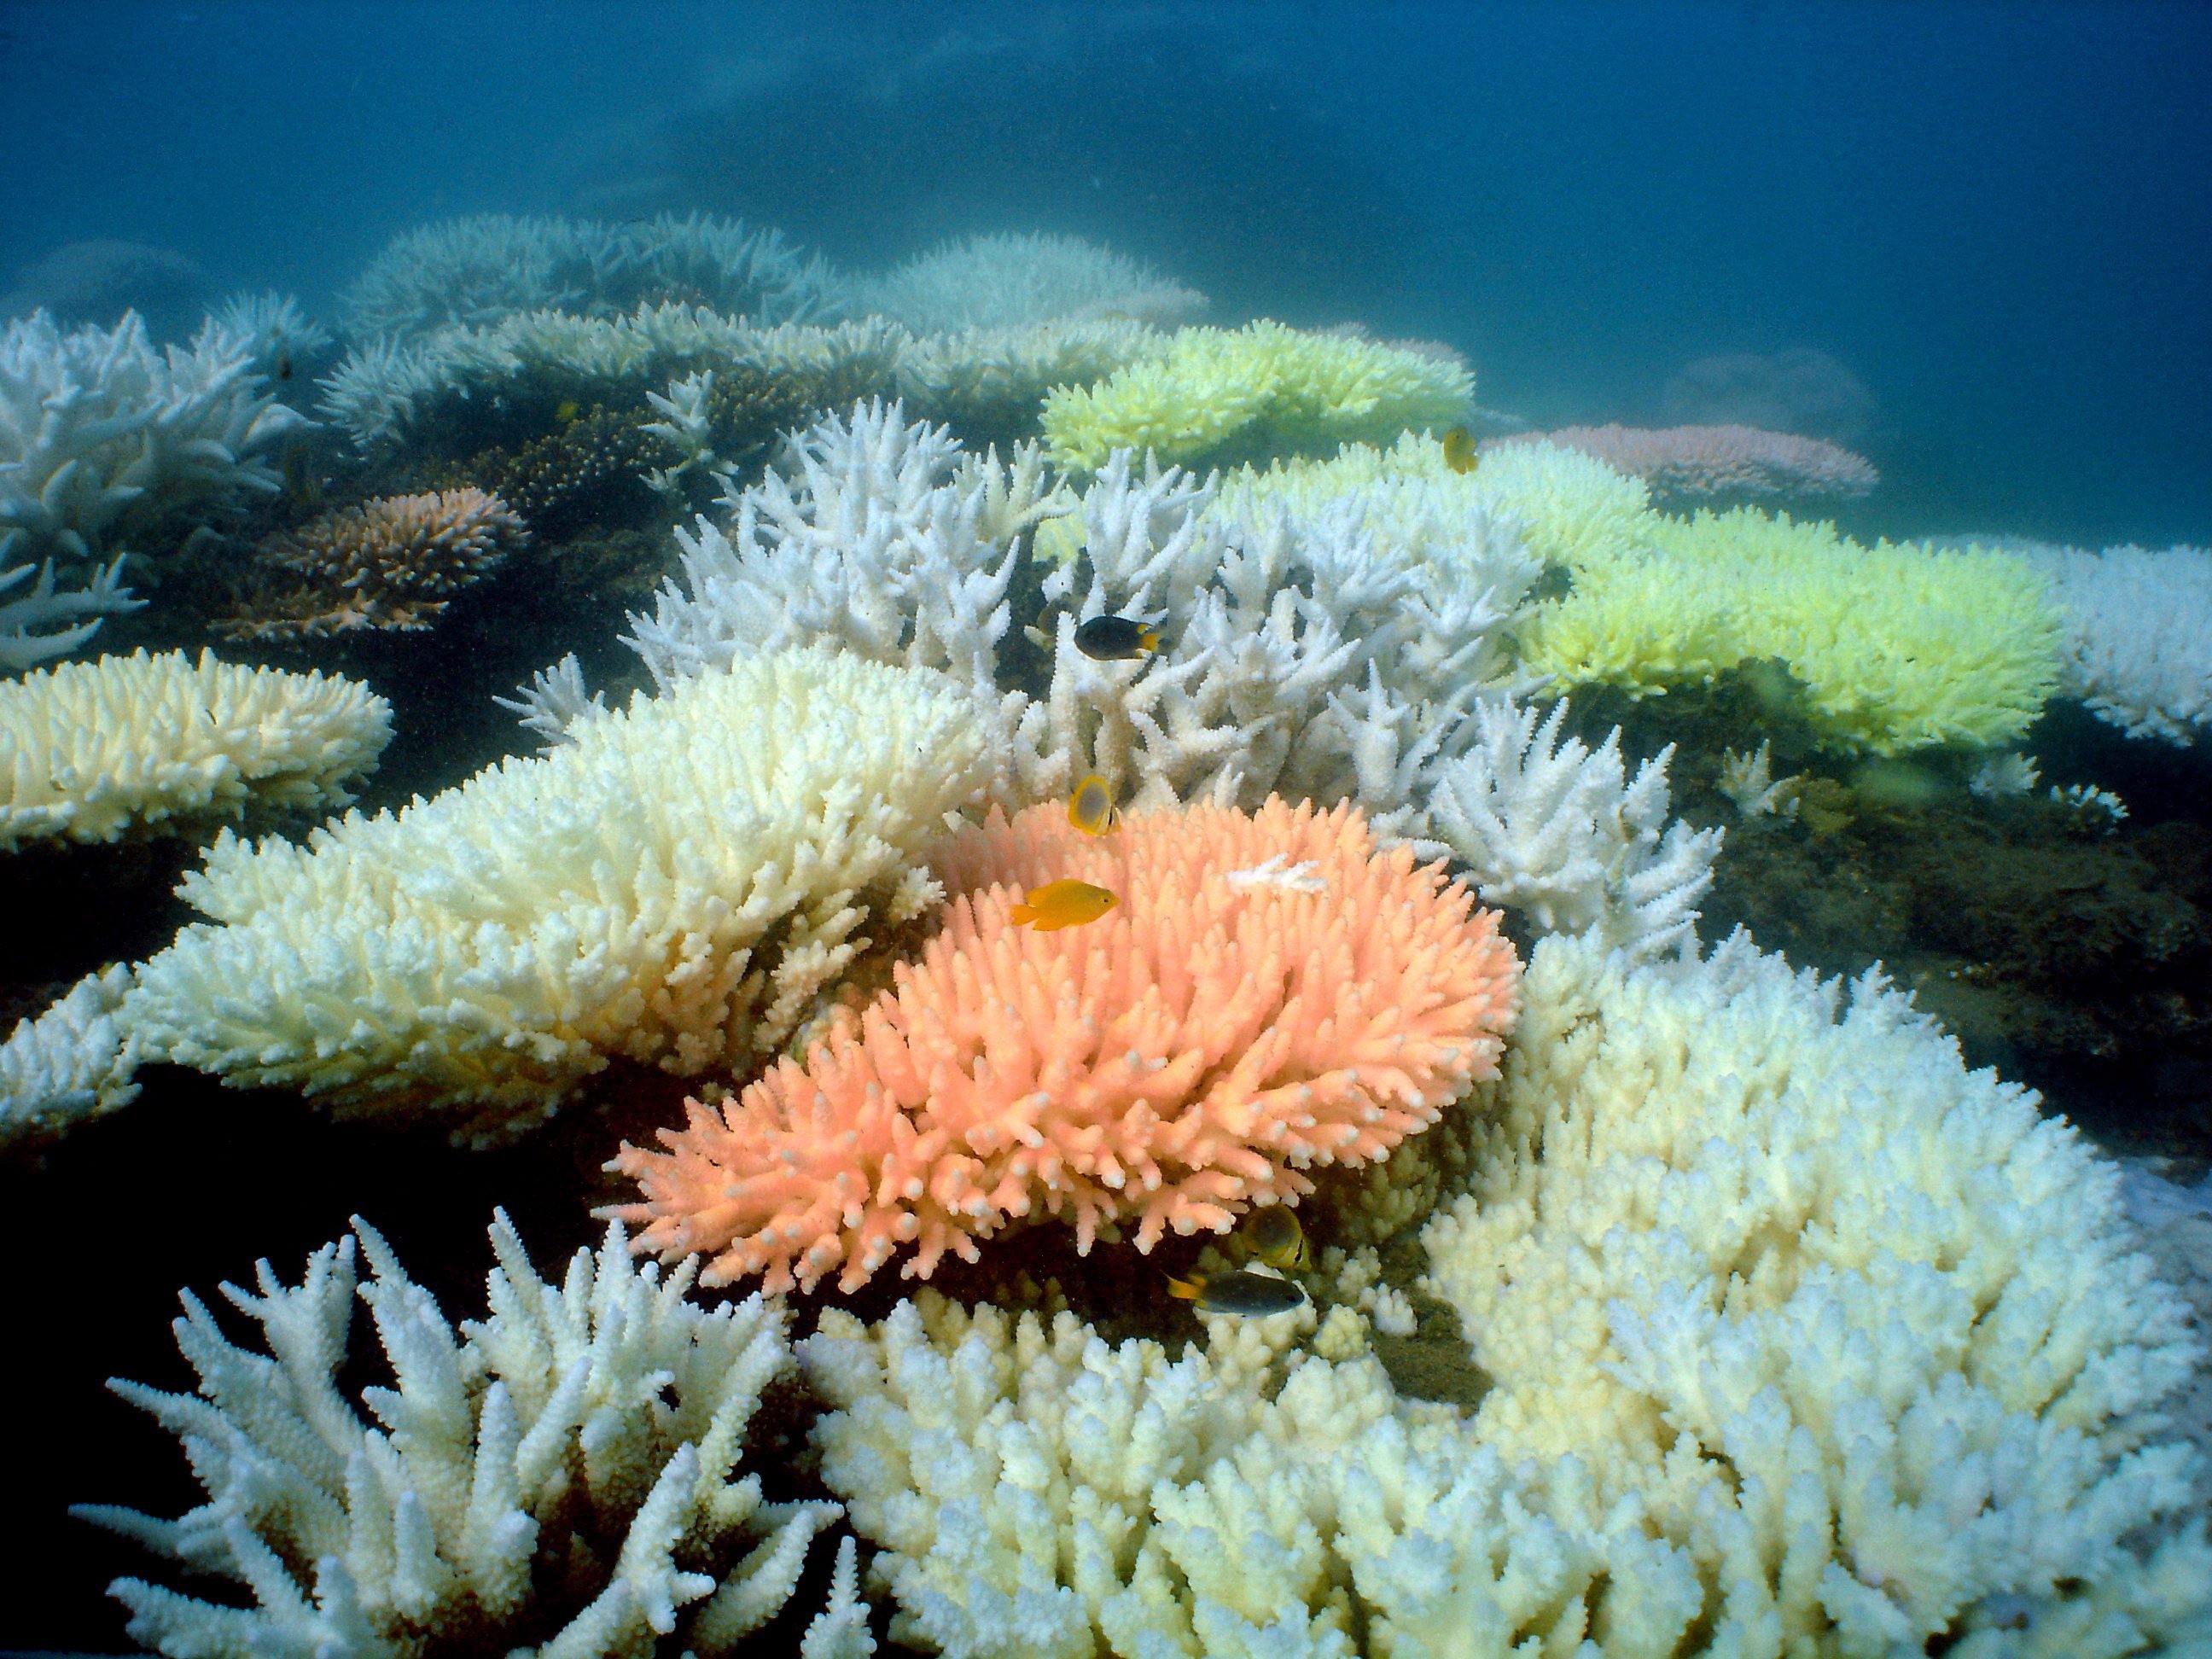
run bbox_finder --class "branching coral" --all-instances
[1040,321,1473,474]
[895,318,1169,435]
[0,648,392,851]
[606,796,1521,1294]
[2017,540,2212,744]
[218,487,528,638]
[120,646,993,1142]
[0,963,140,1149]
[75,1212,868,1659]
[0,552,142,671]
[0,310,311,565]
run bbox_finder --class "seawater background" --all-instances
[1,2,2210,1650]
[1,0,2208,543]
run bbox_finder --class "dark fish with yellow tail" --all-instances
[1010,878,1118,931]
[1074,614,1161,661]
[1167,1269,1309,1317]
[1068,774,1119,836]
[1441,427,1479,474]
[1243,1205,1308,1271]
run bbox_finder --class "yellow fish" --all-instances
[1010,879,1118,931]
[1441,427,1479,475]
[555,399,581,424]
[1068,774,1119,836]
[1167,1269,1308,1317]
[1243,1205,1308,1270]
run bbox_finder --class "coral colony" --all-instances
[2,213,2209,1659]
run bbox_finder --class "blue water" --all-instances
[0,0,2205,546]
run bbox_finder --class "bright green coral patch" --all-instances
[1040,322,1473,474]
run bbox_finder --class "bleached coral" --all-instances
[121,646,993,1142]
[219,487,527,638]
[1717,737,1802,818]
[339,212,835,340]
[0,648,392,851]
[895,317,1168,431]
[76,1212,851,1659]
[0,310,311,565]
[1505,422,1879,503]
[802,932,2212,1658]
[0,552,142,672]
[2019,541,2212,744]
[210,289,334,374]
[2052,780,2130,832]
[0,963,141,1150]
[850,232,1204,333]
[1427,697,1722,962]
[491,651,606,749]
[1416,930,2210,1655]
[606,797,1520,1293]
[1969,750,2040,800]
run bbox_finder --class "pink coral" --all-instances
[604,796,1521,1295]
[218,487,527,638]
[1499,423,1879,504]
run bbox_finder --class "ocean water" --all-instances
[1,3,2209,1654]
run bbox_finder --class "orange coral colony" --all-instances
[602,796,1522,1294]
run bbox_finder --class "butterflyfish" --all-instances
[1074,614,1161,661]
[1010,879,1118,931]
[1068,774,1119,836]
[1441,427,1479,475]
[1243,1205,1309,1271]
[1167,1269,1309,1317]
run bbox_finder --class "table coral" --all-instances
[1502,422,1880,504]
[606,796,1521,1294]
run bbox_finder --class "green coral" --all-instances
[1040,321,1472,474]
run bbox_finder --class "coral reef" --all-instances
[0,552,142,671]
[0,649,392,851]
[1039,321,1473,473]
[1497,421,1879,504]
[120,646,993,1142]
[218,486,527,638]
[0,310,310,566]
[607,796,1521,1294]
[2019,541,2212,744]
[849,232,1205,332]
[895,318,1168,439]
[0,963,139,1149]
[76,1212,866,1659]
[1662,345,1878,442]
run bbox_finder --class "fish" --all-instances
[274,352,294,382]
[555,399,582,424]
[1167,1269,1310,1317]
[279,441,323,511]
[1441,427,1479,474]
[1068,774,1119,836]
[1074,614,1161,661]
[1243,1206,1309,1270]
[1009,879,1118,931]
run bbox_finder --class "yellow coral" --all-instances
[1524,506,2064,753]
[1040,322,1471,474]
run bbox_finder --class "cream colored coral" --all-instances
[0,648,392,850]
[122,646,992,1143]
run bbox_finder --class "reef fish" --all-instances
[1243,1205,1309,1270]
[1167,1269,1310,1317]
[1441,426,1480,474]
[1010,879,1118,931]
[1068,774,1120,836]
[1074,614,1161,660]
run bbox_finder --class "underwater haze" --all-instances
[1,0,2208,543]
[7,3,2212,1656]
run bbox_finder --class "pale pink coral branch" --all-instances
[1496,423,1878,503]
[603,797,1522,1295]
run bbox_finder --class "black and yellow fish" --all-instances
[1243,1206,1309,1271]
[1167,1269,1309,1317]
[1074,614,1161,661]
[1068,774,1119,836]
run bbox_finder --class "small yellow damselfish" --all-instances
[1441,426,1479,474]
[1068,774,1119,836]
[1010,879,1118,931]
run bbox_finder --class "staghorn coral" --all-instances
[0,648,392,851]
[1040,321,1472,474]
[0,552,142,672]
[75,1212,870,1659]
[0,309,311,566]
[1498,422,1879,504]
[605,795,1521,1295]
[218,486,528,639]
[120,646,993,1143]
[895,317,1169,437]
[0,963,141,1150]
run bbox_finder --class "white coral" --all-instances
[0,552,142,672]
[0,963,141,1148]
[2020,542,2212,744]
[76,1213,849,1659]
[849,232,1205,333]
[1427,697,1721,960]
[122,646,992,1141]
